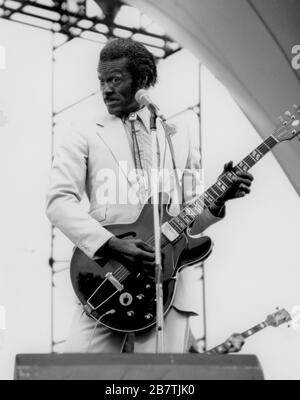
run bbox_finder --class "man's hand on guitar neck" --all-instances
[224,333,245,354]
[222,161,254,201]
[209,161,254,217]
[189,332,245,354]
[96,237,156,277]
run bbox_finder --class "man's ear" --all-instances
[137,76,148,90]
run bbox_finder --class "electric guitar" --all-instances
[205,308,291,355]
[70,106,300,333]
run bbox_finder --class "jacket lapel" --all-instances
[95,111,179,193]
[95,115,136,182]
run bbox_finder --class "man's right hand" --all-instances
[103,237,156,277]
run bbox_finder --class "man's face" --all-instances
[98,57,140,118]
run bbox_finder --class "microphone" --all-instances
[135,89,165,120]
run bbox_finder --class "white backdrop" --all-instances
[0,11,299,380]
[0,19,52,380]
[201,67,300,380]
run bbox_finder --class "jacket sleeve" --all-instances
[46,127,114,259]
[182,122,225,235]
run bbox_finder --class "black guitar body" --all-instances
[70,193,213,333]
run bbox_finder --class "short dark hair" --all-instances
[99,38,157,90]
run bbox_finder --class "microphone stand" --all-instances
[149,110,164,353]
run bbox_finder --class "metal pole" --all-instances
[150,113,164,353]
[50,31,55,353]
[199,63,208,352]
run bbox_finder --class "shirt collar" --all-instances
[135,106,151,133]
[97,106,151,131]
[121,106,151,133]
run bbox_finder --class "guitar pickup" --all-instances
[105,272,124,292]
[161,222,180,242]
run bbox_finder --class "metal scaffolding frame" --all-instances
[0,0,207,353]
[0,0,181,58]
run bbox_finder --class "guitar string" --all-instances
[113,162,260,282]
[141,126,296,252]
[112,150,267,283]
[113,228,172,282]
[96,123,299,312]
[110,122,290,283]
[93,120,299,319]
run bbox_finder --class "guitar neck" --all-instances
[205,321,268,355]
[168,135,279,233]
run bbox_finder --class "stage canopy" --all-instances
[126,0,300,196]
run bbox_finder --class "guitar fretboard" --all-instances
[111,135,279,283]
[168,135,278,234]
[205,321,268,355]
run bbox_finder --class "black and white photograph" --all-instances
[0,0,300,382]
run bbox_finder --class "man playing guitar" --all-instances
[46,38,253,353]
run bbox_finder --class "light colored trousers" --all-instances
[65,303,194,353]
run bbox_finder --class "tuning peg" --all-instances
[285,111,291,116]
[293,104,300,111]
[279,116,284,123]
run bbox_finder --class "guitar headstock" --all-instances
[265,308,292,327]
[274,105,300,142]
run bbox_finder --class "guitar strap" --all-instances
[125,113,183,211]
[160,119,184,211]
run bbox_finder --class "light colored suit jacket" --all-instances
[46,109,223,314]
